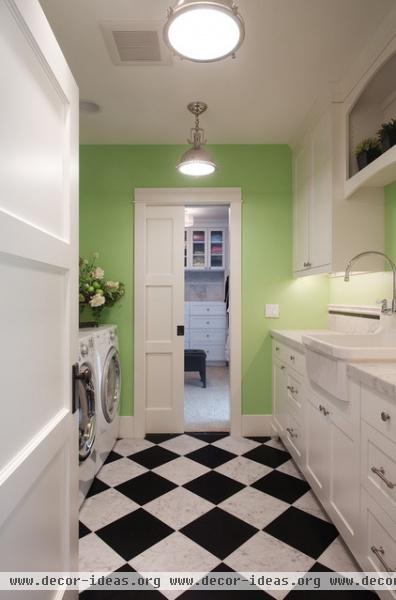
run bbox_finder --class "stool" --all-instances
[185,349,207,388]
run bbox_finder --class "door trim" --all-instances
[133,187,242,437]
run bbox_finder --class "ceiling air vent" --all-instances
[101,21,172,66]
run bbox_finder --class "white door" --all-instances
[0,1,79,597]
[135,205,185,434]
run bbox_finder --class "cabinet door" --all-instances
[305,392,331,501]
[184,229,190,268]
[293,145,310,272]
[191,229,207,269]
[272,359,288,435]
[310,161,332,269]
[209,228,225,270]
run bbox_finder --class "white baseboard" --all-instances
[242,414,273,437]
[118,416,135,438]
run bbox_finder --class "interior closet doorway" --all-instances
[184,206,230,431]
[134,188,242,438]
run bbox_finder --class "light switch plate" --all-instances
[265,304,280,318]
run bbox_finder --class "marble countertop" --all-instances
[270,329,330,353]
[347,362,396,400]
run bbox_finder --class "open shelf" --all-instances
[345,144,396,198]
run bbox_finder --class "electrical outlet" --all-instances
[265,304,280,318]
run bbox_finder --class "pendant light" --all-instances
[177,101,217,177]
[164,0,245,63]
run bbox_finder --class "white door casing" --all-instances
[134,188,242,438]
[134,204,185,434]
[0,1,79,598]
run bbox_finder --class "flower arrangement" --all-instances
[79,253,125,324]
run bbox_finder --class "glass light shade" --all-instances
[164,0,244,62]
[177,146,217,176]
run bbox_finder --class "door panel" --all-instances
[0,1,79,596]
[142,205,184,433]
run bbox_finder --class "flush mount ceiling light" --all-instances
[177,101,217,176]
[164,0,245,63]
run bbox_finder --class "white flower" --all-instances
[106,281,119,290]
[94,267,104,280]
[89,294,105,308]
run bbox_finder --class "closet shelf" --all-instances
[345,145,396,199]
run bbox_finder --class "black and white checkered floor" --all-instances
[79,433,378,599]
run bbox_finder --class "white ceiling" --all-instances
[186,206,229,220]
[39,0,395,144]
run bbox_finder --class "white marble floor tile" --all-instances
[225,531,314,574]
[159,434,208,455]
[144,487,213,530]
[293,491,330,522]
[215,456,272,485]
[79,488,139,531]
[96,457,147,487]
[318,536,360,572]
[113,438,153,456]
[79,533,124,572]
[219,487,289,530]
[152,456,210,485]
[276,459,303,480]
[212,436,260,455]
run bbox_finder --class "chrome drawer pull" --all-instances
[286,427,298,439]
[371,466,396,489]
[381,411,391,422]
[290,355,295,361]
[287,385,297,394]
[371,546,396,572]
[319,404,329,416]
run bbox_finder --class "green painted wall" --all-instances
[80,145,329,417]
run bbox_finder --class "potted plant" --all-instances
[354,137,382,171]
[79,253,125,326]
[378,118,396,152]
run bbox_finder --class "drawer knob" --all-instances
[381,411,391,422]
[371,466,396,489]
[290,355,295,361]
[206,308,210,311]
[371,546,396,573]
[206,321,210,325]
[275,346,280,351]
[280,365,286,371]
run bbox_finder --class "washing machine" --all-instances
[78,333,98,507]
[92,325,121,473]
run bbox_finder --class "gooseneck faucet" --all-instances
[344,251,396,313]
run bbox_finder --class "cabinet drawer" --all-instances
[285,411,304,462]
[190,316,226,329]
[362,385,396,443]
[361,490,396,592]
[286,371,304,421]
[190,303,226,316]
[362,422,396,519]
[272,340,305,375]
[200,345,226,361]
[190,330,226,344]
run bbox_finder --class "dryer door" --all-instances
[79,364,96,462]
[102,347,122,423]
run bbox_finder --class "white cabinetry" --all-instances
[293,106,384,277]
[185,302,226,362]
[185,227,226,271]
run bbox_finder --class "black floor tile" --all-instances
[186,445,236,468]
[116,471,177,505]
[104,451,123,465]
[184,470,244,504]
[252,470,310,503]
[96,508,173,561]
[79,521,91,539]
[243,444,290,468]
[128,445,179,469]
[186,432,229,443]
[145,433,182,444]
[246,436,272,444]
[181,507,257,560]
[264,506,338,560]
[87,478,110,498]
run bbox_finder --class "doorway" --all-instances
[134,187,242,438]
[184,205,230,431]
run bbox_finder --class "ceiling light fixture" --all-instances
[164,0,244,63]
[177,101,217,177]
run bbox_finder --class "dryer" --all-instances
[92,325,121,473]
[78,333,98,507]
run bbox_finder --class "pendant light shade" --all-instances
[164,0,245,63]
[177,101,217,177]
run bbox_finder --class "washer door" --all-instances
[102,347,121,423]
[79,364,96,462]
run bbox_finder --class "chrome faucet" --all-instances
[344,251,396,314]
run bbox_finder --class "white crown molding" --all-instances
[134,187,242,205]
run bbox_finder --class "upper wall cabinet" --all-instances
[293,106,385,277]
[185,227,227,271]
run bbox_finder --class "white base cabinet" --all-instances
[185,302,227,362]
[272,336,396,599]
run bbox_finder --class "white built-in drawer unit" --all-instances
[362,422,396,519]
[185,301,227,362]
